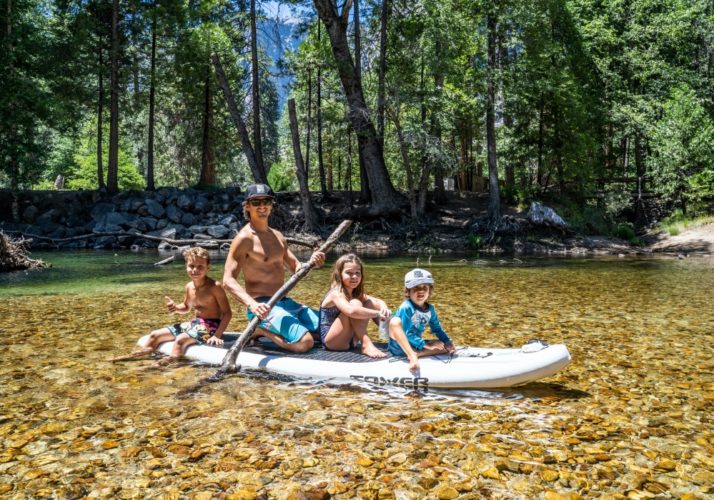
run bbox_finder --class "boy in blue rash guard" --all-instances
[387,268,456,372]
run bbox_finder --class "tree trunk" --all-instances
[97,42,106,190]
[305,70,312,183]
[288,99,320,232]
[211,53,267,184]
[199,74,215,186]
[353,0,361,86]
[431,40,446,203]
[7,0,19,188]
[346,128,353,207]
[327,124,334,190]
[129,0,139,99]
[458,121,469,192]
[634,133,647,224]
[146,3,156,191]
[353,0,370,204]
[377,0,390,149]
[498,29,514,199]
[486,12,501,227]
[418,49,429,196]
[106,0,120,194]
[250,0,264,175]
[537,94,545,190]
[554,105,564,196]
[316,22,327,195]
[313,0,400,215]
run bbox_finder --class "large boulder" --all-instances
[206,225,229,238]
[90,202,115,219]
[181,212,197,226]
[119,196,145,213]
[36,208,63,225]
[527,202,569,230]
[22,205,39,224]
[124,216,148,233]
[141,199,165,218]
[219,215,238,226]
[166,205,184,224]
[92,212,131,233]
[140,217,158,231]
[176,193,194,211]
[194,196,210,213]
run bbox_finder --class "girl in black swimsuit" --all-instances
[318,254,391,358]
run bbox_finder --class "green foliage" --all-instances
[267,159,297,192]
[659,210,714,236]
[63,120,144,191]
[602,190,633,219]
[614,222,641,245]
[1,0,712,237]
[687,170,714,204]
[467,233,484,250]
[557,200,609,235]
[649,85,714,206]
[68,148,144,191]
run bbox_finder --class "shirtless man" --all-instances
[222,184,325,353]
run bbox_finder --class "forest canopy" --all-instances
[1,0,712,224]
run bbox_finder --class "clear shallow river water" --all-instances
[0,251,712,499]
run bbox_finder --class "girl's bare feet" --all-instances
[110,347,153,362]
[362,344,387,358]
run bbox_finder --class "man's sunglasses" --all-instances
[248,198,274,207]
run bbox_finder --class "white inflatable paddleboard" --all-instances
[136,335,571,389]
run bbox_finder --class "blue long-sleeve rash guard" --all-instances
[388,299,452,353]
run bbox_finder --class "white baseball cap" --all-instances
[404,268,434,288]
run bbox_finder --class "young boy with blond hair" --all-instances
[112,247,232,366]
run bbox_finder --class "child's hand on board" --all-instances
[408,354,420,373]
[206,336,224,347]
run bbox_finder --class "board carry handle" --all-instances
[208,219,353,382]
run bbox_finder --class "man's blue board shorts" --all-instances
[246,296,319,344]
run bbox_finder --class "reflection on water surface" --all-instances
[0,252,712,498]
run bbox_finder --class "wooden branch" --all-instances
[340,0,353,24]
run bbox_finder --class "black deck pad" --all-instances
[221,335,394,363]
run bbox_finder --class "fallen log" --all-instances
[154,255,175,266]
[0,232,49,272]
[4,230,318,249]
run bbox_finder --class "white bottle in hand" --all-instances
[379,317,390,341]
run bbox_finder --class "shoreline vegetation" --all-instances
[1,188,711,273]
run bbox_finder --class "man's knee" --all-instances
[292,334,314,353]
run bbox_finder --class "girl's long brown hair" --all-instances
[330,253,365,300]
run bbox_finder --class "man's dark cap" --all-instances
[244,184,275,200]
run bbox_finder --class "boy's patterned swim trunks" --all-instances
[167,317,220,344]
